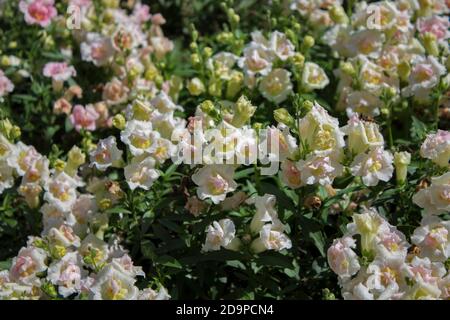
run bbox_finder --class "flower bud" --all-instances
[330,5,348,24]
[191,53,201,66]
[274,108,295,129]
[423,32,439,56]
[394,151,411,185]
[99,198,112,211]
[187,77,206,96]
[301,35,315,51]
[397,61,411,82]
[10,126,21,140]
[226,71,243,99]
[304,195,322,210]
[208,80,222,97]
[54,159,66,172]
[203,47,213,59]
[232,95,256,127]
[66,146,86,176]
[340,61,356,77]
[291,53,305,69]
[112,114,126,130]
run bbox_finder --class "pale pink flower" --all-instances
[417,16,450,41]
[69,0,91,7]
[133,3,151,23]
[69,105,100,132]
[43,62,76,82]
[0,70,14,97]
[19,0,57,27]
[151,13,166,25]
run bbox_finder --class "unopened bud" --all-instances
[112,114,126,130]
[274,108,295,129]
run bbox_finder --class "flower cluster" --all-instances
[0,0,449,301]
[327,206,450,300]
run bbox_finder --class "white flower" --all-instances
[0,161,14,194]
[47,252,86,298]
[78,234,110,266]
[0,134,13,161]
[80,33,114,66]
[238,44,272,76]
[207,52,239,80]
[150,91,181,113]
[301,62,329,92]
[138,287,171,300]
[44,171,83,212]
[413,172,450,215]
[191,165,237,204]
[343,115,384,154]
[259,68,293,104]
[202,219,239,252]
[111,254,145,278]
[280,160,302,189]
[297,154,343,186]
[345,91,382,118]
[365,259,406,300]
[251,224,292,253]
[90,136,123,171]
[21,156,50,185]
[420,130,450,167]
[350,147,394,186]
[269,31,295,61]
[406,256,445,287]
[375,229,409,264]
[247,194,282,234]
[41,203,66,235]
[9,247,47,286]
[258,125,298,163]
[344,29,385,58]
[47,225,81,248]
[151,138,176,164]
[412,216,450,262]
[0,69,14,98]
[124,155,160,191]
[89,264,138,300]
[402,56,446,102]
[327,236,361,279]
[358,57,398,95]
[120,120,160,156]
[7,142,41,176]
[298,102,345,156]
[347,207,390,255]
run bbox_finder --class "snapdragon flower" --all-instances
[89,136,123,171]
[191,165,237,204]
[350,147,394,187]
[202,219,240,252]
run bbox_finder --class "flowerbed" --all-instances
[0,0,449,300]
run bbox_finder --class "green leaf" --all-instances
[156,255,183,269]
[309,231,326,257]
[410,116,428,142]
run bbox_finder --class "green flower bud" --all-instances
[397,61,411,82]
[112,114,126,130]
[187,77,206,96]
[226,71,244,99]
[274,108,296,129]
[423,32,439,56]
[329,5,349,25]
[232,95,256,127]
[340,61,356,77]
[394,151,411,186]
[301,35,315,51]
[203,47,213,59]
[191,53,201,66]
